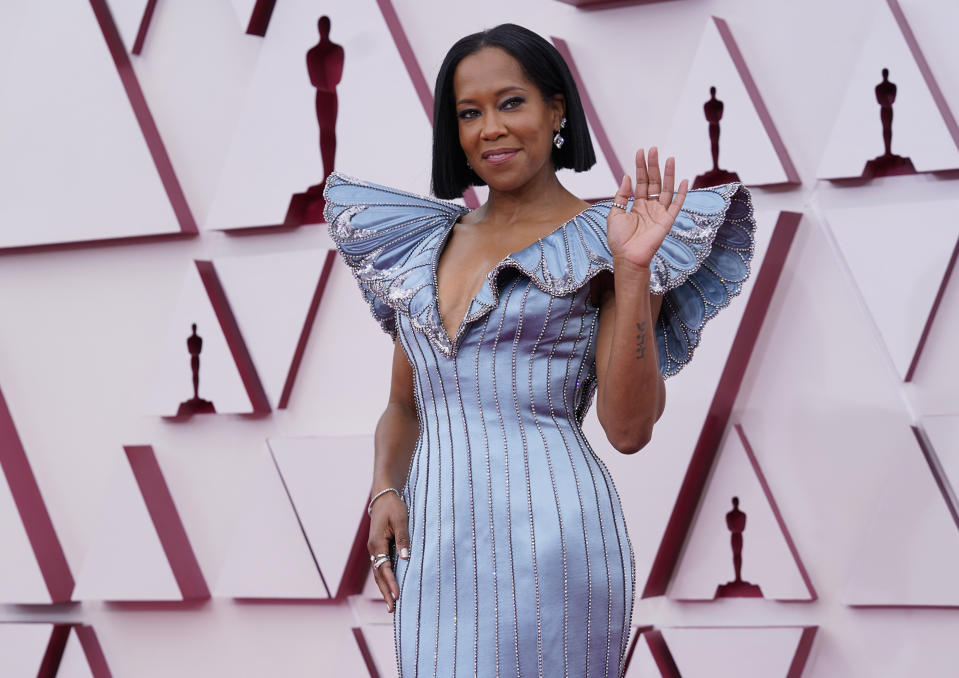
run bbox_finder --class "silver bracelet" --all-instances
[368,487,402,516]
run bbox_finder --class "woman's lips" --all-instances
[482,149,520,165]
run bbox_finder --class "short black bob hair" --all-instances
[430,23,597,199]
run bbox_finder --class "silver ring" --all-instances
[369,552,388,562]
[647,193,660,199]
[612,201,628,210]
[372,555,390,570]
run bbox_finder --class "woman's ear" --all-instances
[550,93,566,129]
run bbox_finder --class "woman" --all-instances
[324,23,755,678]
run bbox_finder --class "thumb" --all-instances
[394,512,412,560]
[613,173,631,205]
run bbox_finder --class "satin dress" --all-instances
[324,172,755,678]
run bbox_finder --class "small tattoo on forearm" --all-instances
[635,321,647,359]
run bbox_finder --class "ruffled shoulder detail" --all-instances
[466,181,756,378]
[325,170,756,374]
[323,171,468,342]
[590,182,756,378]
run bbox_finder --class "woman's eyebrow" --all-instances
[456,85,528,106]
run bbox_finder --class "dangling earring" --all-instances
[553,117,567,149]
[466,159,472,170]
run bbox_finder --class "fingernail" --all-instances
[400,546,410,559]
[386,603,391,613]
[392,590,398,601]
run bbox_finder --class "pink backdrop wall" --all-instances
[2,0,958,675]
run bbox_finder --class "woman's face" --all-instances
[452,46,564,193]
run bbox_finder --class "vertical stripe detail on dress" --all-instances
[573,305,613,677]
[510,280,543,678]
[424,337,459,678]
[540,295,579,678]
[489,277,524,677]
[473,310,500,677]
[450,341,479,677]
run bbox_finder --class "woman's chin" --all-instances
[477,172,537,194]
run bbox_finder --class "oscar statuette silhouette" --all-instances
[288,15,345,226]
[693,86,740,188]
[176,323,216,416]
[862,67,916,178]
[715,496,763,598]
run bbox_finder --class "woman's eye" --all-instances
[501,97,525,110]
[457,109,479,120]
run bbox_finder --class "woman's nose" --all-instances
[480,111,507,139]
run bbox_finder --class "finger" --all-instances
[374,564,395,611]
[368,532,395,609]
[634,148,648,199]
[646,146,662,200]
[379,561,399,612]
[661,156,676,208]
[613,173,631,208]
[395,514,412,561]
[667,178,689,221]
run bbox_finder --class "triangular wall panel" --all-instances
[214,445,328,599]
[269,435,373,598]
[843,427,959,606]
[73,446,207,601]
[817,0,959,179]
[0,623,55,677]
[146,262,264,416]
[333,626,376,677]
[0,0,185,249]
[636,211,802,597]
[0,385,73,603]
[826,199,959,381]
[550,37,624,199]
[661,626,817,678]
[213,249,335,409]
[205,0,435,230]
[668,425,814,600]
[57,626,113,678]
[664,16,798,187]
[355,624,399,678]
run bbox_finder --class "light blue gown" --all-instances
[324,171,756,678]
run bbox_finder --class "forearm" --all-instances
[370,402,420,497]
[597,258,666,452]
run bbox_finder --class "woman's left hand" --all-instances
[607,146,688,270]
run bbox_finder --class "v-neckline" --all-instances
[431,202,599,351]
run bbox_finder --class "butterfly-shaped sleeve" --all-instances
[564,181,755,379]
[322,171,467,340]
[638,181,756,378]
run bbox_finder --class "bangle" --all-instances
[368,487,402,516]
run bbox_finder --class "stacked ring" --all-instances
[612,201,628,210]
[370,552,390,569]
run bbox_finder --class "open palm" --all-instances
[606,147,689,269]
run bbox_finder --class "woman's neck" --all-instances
[475,167,589,229]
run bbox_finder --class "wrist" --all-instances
[613,255,652,281]
[369,481,400,500]
[611,256,651,286]
[368,487,402,516]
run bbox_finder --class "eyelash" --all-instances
[457,96,525,120]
